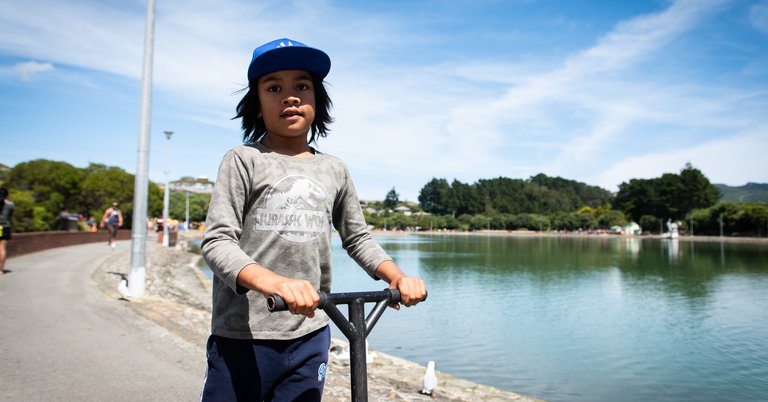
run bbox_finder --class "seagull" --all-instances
[329,341,377,364]
[118,279,131,299]
[330,343,349,363]
[366,340,378,363]
[329,342,349,366]
[419,360,437,397]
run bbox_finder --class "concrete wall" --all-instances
[6,230,132,257]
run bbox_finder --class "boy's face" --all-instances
[257,69,316,143]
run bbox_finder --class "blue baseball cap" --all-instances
[247,38,331,82]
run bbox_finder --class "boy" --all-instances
[200,38,427,401]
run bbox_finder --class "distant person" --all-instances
[0,187,14,276]
[100,202,123,248]
[199,38,427,401]
[155,217,164,243]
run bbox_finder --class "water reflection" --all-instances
[402,235,767,302]
[667,238,680,260]
[198,234,768,402]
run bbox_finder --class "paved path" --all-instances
[0,241,205,401]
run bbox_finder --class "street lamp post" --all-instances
[128,0,156,298]
[185,191,190,231]
[163,130,173,247]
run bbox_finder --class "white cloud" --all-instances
[494,0,730,161]
[751,0,768,34]
[595,126,768,189]
[0,0,144,78]
[2,61,54,81]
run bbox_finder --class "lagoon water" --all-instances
[199,234,768,401]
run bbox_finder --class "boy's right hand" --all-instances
[237,263,320,318]
[272,279,320,318]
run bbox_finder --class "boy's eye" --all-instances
[266,85,281,93]
[296,83,310,91]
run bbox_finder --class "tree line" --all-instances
[0,159,210,232]
[366,164,768,237]
[1,159,766,237]
[417,173,614,216]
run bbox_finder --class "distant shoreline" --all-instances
[371,229,768,245]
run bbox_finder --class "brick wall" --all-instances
[6,230,133,257]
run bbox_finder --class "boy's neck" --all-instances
[261,135,314,157]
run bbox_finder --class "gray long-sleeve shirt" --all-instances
[202,143,391,340]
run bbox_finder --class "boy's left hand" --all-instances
[375,260,427,309]
[390,275,427,310]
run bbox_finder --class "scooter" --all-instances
[268,289,413,402]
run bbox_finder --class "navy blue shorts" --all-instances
[200,326,330,402]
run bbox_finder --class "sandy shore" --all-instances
[93,234,541,402]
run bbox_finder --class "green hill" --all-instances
[716,183,768,203]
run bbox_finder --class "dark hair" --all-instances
[235,73,333,145]
[0,187,7,198]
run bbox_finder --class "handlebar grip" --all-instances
[388,288,401,304]
[266,292,329,312]
[267,294,287,312]
[386,288,428,304]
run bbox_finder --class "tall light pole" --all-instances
[162,130,173,247]
[185,191,190,231]
[128,0,156,298]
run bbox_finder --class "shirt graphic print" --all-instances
[255,174,330,243]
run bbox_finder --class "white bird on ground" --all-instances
[329,340,377,364]
[330,343,349,362]
[419,360,437,397]
[117,279,131,299]
[366,340,377,363]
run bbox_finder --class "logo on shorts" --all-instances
[317,362,327,382]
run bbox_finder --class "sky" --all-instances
[1,0,767,202]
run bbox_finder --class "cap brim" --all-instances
[248,46,330,82]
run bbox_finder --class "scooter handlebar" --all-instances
[267,288,404,312]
